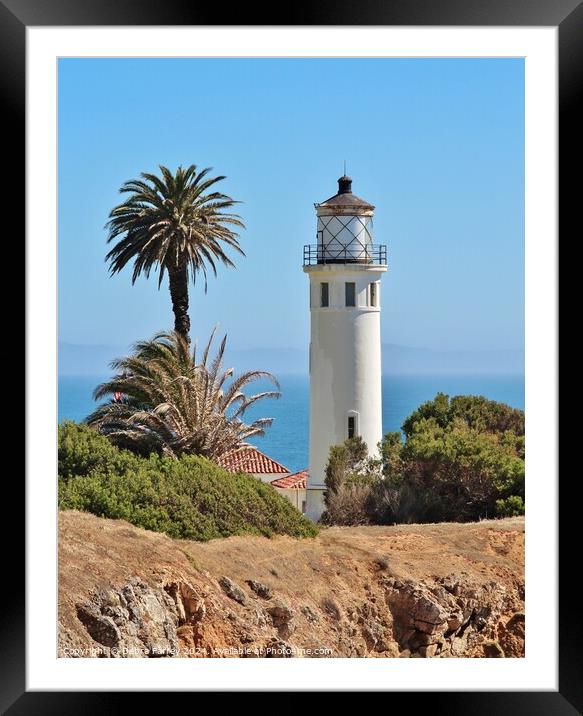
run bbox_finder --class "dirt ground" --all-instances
[59,511,524,658]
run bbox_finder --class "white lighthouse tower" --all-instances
[303,175,387,521]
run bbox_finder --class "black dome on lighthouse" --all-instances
[317,175,375,210]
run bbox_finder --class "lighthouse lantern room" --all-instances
[303,175,387,521]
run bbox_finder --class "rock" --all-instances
[245,580,273,600]
[440,575,462,596]
[419,643,440,658]
[75,578,180,657]
[268,602,294,625]
[268,601,296,638]
[219,577,247,605]
[300,605,320,623]
[483,640,505,658]
[507,611,524,626]
[385,573,518,658]
[361,623,391,653]
[386,581,448,637]
[76,605,121,648]
[164,581,206,624]
[252,607,270,629]
[356,601,391,653]
[447,614,463,632]
[413,596,448,634]
[498,612,525,657]
[408,631,434,649]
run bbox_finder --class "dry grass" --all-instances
[59,511,524,657]
[179,516,524,608]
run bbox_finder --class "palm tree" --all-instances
[105,165,244,339]
[85,330,280,460]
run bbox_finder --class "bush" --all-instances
[495,495,525,517]
[58,422,318,541]
[322,479,373,526]
[322,436,381,525]
[394,421,524,522]
[59,421,140,480]
[323,393,525,526]
[402,393,524,438]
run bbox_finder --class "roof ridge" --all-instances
[216,445,290,474]
[271,471,308,489]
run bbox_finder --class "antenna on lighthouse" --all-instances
[343,159,347,176]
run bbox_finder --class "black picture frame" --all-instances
[7,0,575,710]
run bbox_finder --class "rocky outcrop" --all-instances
[246,580,273,600]
[59,511,525,658]
[267,601,296,639]
[219,577,247,605]
[71,578,181,657]
[65,571,524,659]
[383,575,521,658]
[498,611,525,658]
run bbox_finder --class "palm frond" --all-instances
[86,330,279,461]
[105,165,245,286]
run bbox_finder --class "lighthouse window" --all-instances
[320,282,329,307]
[345,282,356,307]
[370,281,378,307]
[347,416,356,439]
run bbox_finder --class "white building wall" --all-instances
[304,263,386,521]
[273,487,307,513]
[252,473,286,484]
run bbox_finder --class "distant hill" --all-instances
[59,341,524,377]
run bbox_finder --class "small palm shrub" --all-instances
[86,329,279,459]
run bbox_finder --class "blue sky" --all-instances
[58,58,524,353]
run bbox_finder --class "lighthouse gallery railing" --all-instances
[303,244,387,266]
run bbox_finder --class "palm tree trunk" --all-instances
[168,262,191,340]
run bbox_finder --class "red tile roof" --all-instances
[270,469,308,490]
[216,444,290,475]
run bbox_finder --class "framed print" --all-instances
[6,0,576,709]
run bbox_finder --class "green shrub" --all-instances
[58,421,141,480]
[402,393,524,438]
[323,393,525,526]
[389,394,525,523]
[495,495,525,517]
[58,422,318,541]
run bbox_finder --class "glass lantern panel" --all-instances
[317,215,373,261]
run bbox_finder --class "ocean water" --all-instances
[59,373,524,473]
